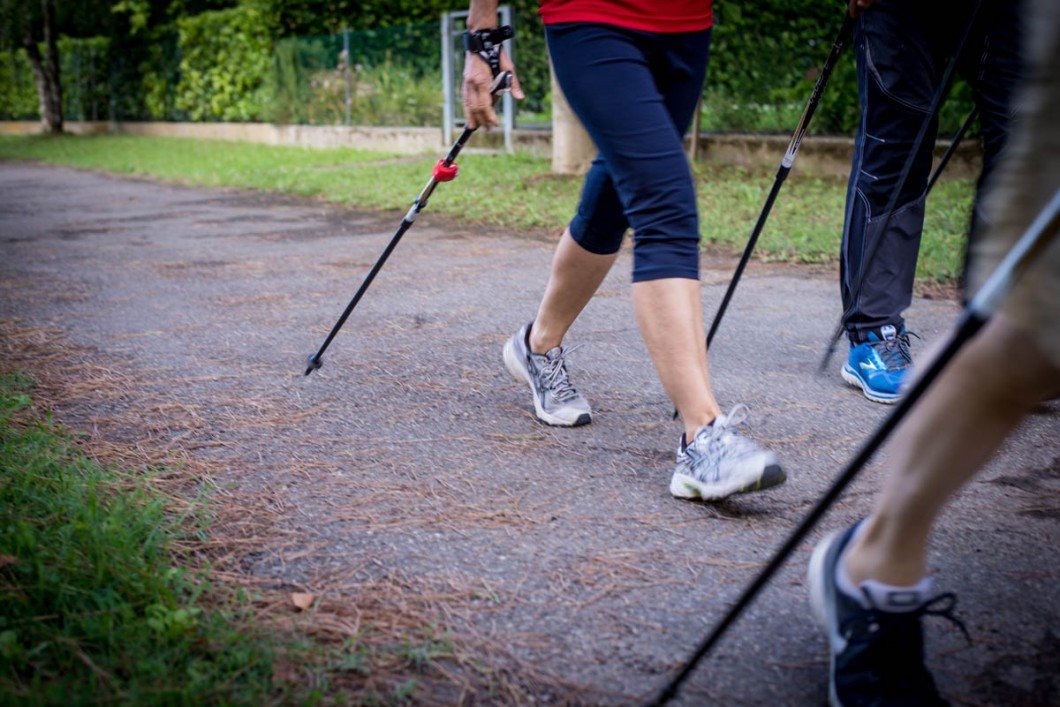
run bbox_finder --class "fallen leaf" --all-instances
[0,554,17,568]
[291,592,315,610]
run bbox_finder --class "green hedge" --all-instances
[266,24,442,125]
[139,29,182,121]
[59,36,110,122]
[0,51,37,120]
[0,38,116,123]
[703,0,973,134]
[174,3,274,121]
[1,0,975,135]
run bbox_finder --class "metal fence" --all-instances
[270,23,442,126]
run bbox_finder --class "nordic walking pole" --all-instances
[818,0,983,374]
[305,27,514,376]
[649,190,1060,706]
[672,14,853,418]
[705,14,853,349]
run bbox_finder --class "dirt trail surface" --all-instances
[1,163,1057,704]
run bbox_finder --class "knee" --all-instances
[631,230,701,282]
[569,214,626,255]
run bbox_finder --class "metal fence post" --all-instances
[343,27,352,126]
[441,13,453,146]
[500,4,513,153]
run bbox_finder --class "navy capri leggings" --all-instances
[546,22,711,282]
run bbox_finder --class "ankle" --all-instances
[843,521,928,587]
[528,322,562,355]
[682,412,718,443]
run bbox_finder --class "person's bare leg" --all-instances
[844,314,1060,586]
[529,234,722,441]
[632,277,722,441]
[529,228,619,354]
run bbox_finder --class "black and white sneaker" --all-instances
[669,405,785,501]
[808,523,967,707]
[503,322,592,427]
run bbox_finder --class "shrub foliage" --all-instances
[0,0,975,134]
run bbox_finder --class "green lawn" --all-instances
[0,134,974,282]
[0,373,455,704]
[0,373,283,704]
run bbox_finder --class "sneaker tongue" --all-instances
[544,347,563,360]
[880,324,898,342]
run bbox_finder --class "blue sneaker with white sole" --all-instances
[842,325,915,404]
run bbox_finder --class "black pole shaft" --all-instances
[650,189,1059,705]
[705,15,853,351]
[304,121,485,375]
[305,216,418,374]
[303,66,513,375]
[443,126,476,165]
[705,166,789,346]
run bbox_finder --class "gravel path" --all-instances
[1,163,1056,704]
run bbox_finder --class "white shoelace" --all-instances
[537,344,582,402]
[686,404,760,482]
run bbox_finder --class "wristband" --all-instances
[462,25,514,54]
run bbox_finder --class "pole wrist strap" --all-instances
[463,25,514,78]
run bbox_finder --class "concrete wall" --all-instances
[0,121,444,153]
[0,120,982,179]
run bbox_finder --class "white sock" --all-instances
[834,525,934,612]
[858,577,935,612]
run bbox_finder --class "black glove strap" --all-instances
[463,25,514,79]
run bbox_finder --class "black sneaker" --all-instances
[807,524,968,707]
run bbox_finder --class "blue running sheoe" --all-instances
[842,325,915,404]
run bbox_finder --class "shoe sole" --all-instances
[807,530,846,707]
[841,364,899,405]
[503,337,591,428]
[807,530,838,632]
[669,463,786,501]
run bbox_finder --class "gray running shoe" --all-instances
[503,322,592,427]
[669,405,785,500]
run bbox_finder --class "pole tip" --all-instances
[817,340,839,374]
[304,354,323,376]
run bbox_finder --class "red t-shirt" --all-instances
[538,0,713,33]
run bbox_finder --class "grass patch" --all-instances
[0,133,974,283]
[695,164,974,283]
[0,367,524,704]
[0,371,287,704]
